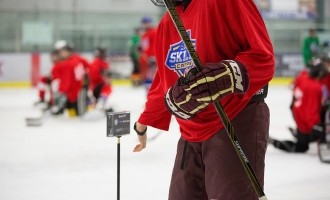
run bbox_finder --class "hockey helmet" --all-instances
[307,57,328,78]
[95,47,107,58]
[151,0,183,7]
[54,40,74,51]
[141,16,153,24]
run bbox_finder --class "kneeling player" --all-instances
[270,57,330,153]
[53,40,90,117]
[88,47,112,110]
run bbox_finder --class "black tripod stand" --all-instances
[117,136,121,200]
[106,111,130,200]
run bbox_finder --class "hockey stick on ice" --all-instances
[161,0,267,199]
[25,109,51,127]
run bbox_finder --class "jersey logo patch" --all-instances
[165,30,196,77]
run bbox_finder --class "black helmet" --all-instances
[307,57,328,78]
[95,47,106,58]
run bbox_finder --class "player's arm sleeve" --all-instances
[227,0,275,99]
[80,57,91,70]
[100,62,109,75]
[104,61,109,70]
[51,64,58,79]
[138,71,172,131]
[307,88,322,131]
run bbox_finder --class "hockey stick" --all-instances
[162,0,267,199]
[147,130,162,142]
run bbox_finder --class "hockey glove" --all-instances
[51,92,67,115]
[184,60,249,103]
[165,76,209,120]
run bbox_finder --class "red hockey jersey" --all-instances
[140,28,157,58]
[51,61,72,95]
[55,53,90,103]
[138,0,275,142]
[51,62,61,80]
[292,70,323,134]
[89,57,109,89]
[69,53,90,103]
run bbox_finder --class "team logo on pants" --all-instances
[165,30,196,77]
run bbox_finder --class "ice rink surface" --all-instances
[0,85,329,200]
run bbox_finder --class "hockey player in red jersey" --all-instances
[88,47,112,108]
[50,42,73,115]
[270,57,330,153]
[52,40,90,116]
[133,0,274,199]
[138,16,157,90]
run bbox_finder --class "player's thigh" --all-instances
[203,101,269,200]
[168,138,208,200]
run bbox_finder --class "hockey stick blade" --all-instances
[147,131,162,142]
[151,0,164,6]
[26,110,51,127]
[162,0,267,198]
[26,118,44,126]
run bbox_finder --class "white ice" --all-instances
[0,85,329,200]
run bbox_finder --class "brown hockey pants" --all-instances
[169,101,269,200]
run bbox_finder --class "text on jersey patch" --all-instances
[165,30,196,77]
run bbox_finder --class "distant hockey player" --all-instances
[52,40,90,116]
[133,0,274,199]
[270,57,330,153]
[129,28,142,86]
[138,16,157,90]
[88,47,112,108]
[302,28,320,65]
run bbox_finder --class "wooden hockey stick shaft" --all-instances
[162,0,267,199]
